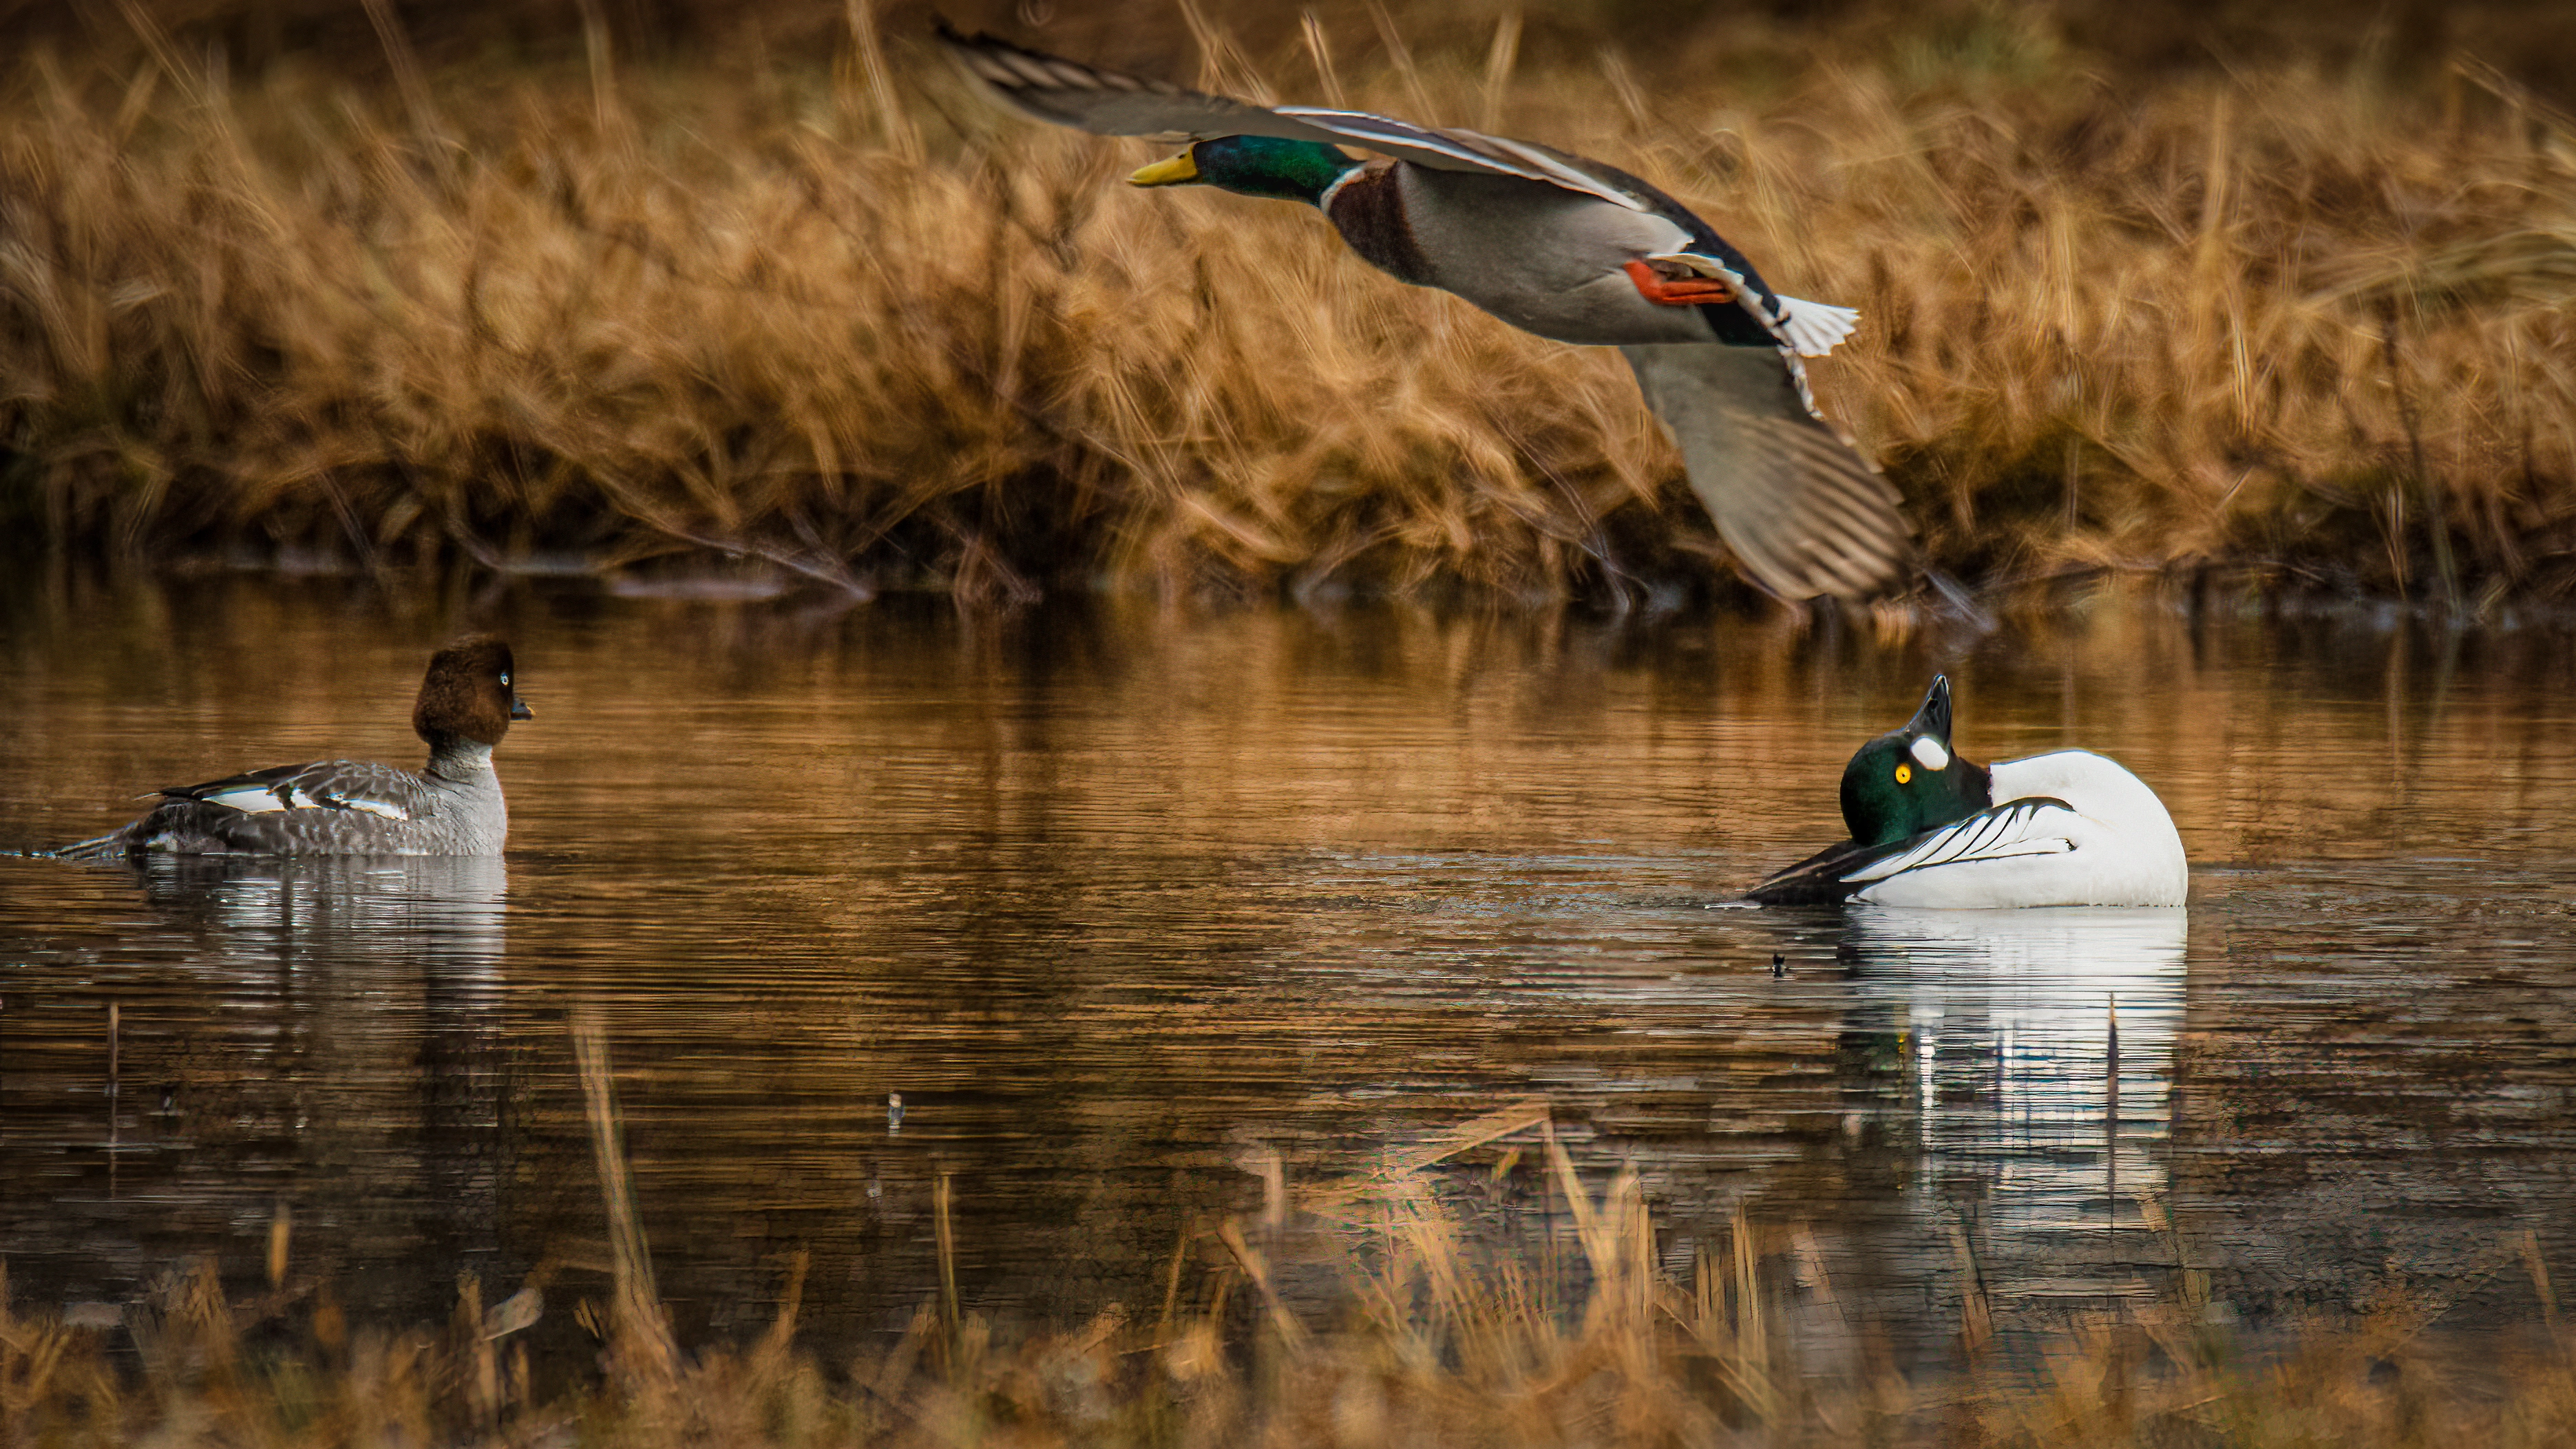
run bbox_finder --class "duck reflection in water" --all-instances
[126,854,510,969]
[50,854,513,1326]
[1827,907,2188,1313]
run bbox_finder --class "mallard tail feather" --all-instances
[1770,295,1860,358]
[1646,252,1860,357]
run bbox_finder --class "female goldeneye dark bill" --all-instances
[54,635,531,858]
[934,21,1910,603]
[1748,676,2187,908]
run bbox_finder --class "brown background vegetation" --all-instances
[3,1,2573,606]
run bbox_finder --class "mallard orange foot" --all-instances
[1622,260,1735,306]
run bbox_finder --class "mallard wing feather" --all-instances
[1621,342,1909,600]
[937,23,1646,209]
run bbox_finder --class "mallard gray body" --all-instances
[1333,166,1710,346]
[938,23,1910,600]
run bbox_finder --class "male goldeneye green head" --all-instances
[1748,677,2187,908]
[54,635,532,858]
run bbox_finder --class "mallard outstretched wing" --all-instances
[936,23,1646,210]
[1621,342,1909,600]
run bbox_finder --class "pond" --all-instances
[5,571,2573,1371]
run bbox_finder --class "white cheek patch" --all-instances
[1909,736,1951,772]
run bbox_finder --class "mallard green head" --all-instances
[1838,676,1994,847]
[1129,136,1360,205]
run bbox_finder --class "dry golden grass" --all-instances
[8,1088,2575,1448]
[2,5,2573,605]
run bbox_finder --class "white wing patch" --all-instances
[195,776,412,821]
[1846,798,2078,884]
[198,783,293,814]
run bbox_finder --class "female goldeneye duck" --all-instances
[56,635,532,858]
[1748,676,2187,908]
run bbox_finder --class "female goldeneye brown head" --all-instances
[1838,675,1992,847]
[412,635,532,750]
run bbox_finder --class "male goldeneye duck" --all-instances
[1748,677,2187,908]
[56,635,532,858]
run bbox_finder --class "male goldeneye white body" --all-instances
[1749,677,2186,909]
[57,635,531,858]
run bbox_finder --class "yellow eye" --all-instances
[1894,763,1913,785]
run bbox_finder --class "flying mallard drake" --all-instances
[934,23,1910,602]
[1747,677,2188,907]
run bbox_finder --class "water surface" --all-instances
[6,574,2574,1366]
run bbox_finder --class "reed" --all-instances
[1,5,2572,606]
[6,1092,2574,1448]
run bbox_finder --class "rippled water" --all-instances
[5,573,2575,1368]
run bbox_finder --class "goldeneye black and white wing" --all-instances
[1844,797,2080,884]
[162,758,436,823]
[1743,836,1892,905]
[1746,797,2078,904]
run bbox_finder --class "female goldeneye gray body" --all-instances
[57,635,531,858]
[1749,677,2186,908]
